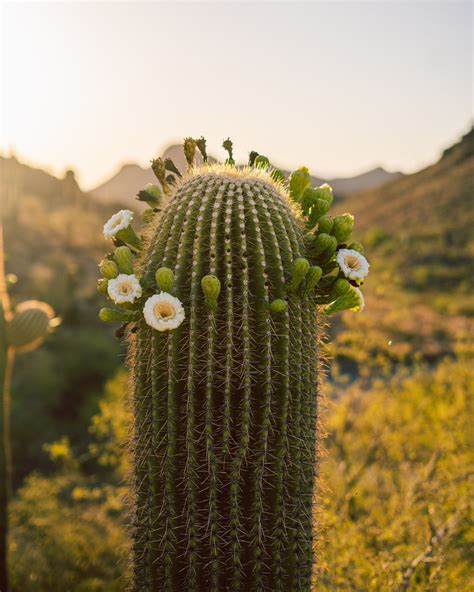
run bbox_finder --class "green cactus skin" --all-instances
[128,166,321,591]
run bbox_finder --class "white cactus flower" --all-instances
[336,248,369,283]
[143,292,185,331]
[103,210,134,239]
[107,274,142,304]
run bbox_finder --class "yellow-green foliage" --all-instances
[320,355,473,591]
[9,373,130,592]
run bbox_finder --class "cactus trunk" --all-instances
[128,168,321,591]
[0,224,11,592]
[0,222,55,591]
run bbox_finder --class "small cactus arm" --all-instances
[98,139,369,591]
[0,223,58,592]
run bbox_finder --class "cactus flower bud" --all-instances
[269,298,288,313]
[319,235,338,263]
[301,266,323,297]
[183,137,197,167]
[164,158,182,179]
[145,183,162,200]
[332,213,354,243]
[151,157,167,187]
[300,187,318,216]
[99,258,119,279]
[315,183,333,207]
[155,267,175,293]
[97,278,109,296]
[248,151,259,166]
[348,241,364,254]
[201,274,221,310]
[310,233,333,257]
[318,216,333,234]
[137,184,162,207]
[324,285,364,314]
[196,136,208,162]
[307,199,330,228]
[287,257,310,292]
[289,166,311,202]
[99,307,136,323]
[114,246,134,275]
[331,278,353,297]
[222,138,235,165]
[254,155,270,169]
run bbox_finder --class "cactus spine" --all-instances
[99,139,368,591]
[0,223,57,591]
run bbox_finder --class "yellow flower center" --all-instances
[111,217,123,229]
[119,281,132,294]
[154,301,175,320]
[346,255,360,270]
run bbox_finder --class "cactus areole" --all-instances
[99,139,369,591]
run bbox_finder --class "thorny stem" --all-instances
[0,221,13,592]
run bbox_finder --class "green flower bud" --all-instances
[318,215,333,234]
[6,301,55,351]
[114,246,134,274]
[269,298,288,313]
[97,278,109,296]
[287,257,310,292]
[254,155,270,169]
[348,240,364,254]
[201,274,221,310]
[99,307,135,323]
[300,187,318,216]
[315,183,333,207]
[318,236,338,263]
[307,199,330,227]
[332,213,354,243]
[301,266,323,297]
[271,168,285,183]
[324,283,364,314]
[331,278,353,297]
[145,184,162,200]
[99,258,119,279]
[137,184,162,207]
[310,233,333,257]
[289,166,311,202]
[155,267,175,292]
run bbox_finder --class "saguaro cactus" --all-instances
[0,223,58,592]
[99,139,369,591]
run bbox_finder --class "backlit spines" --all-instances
[112,159,366,591]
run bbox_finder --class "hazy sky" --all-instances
[1,1,472,189]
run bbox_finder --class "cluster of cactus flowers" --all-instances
[98,137,369,591]
[0,224,58,592]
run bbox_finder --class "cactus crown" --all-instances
[98,138,369,591]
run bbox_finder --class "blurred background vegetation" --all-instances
[0,127,472,591]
